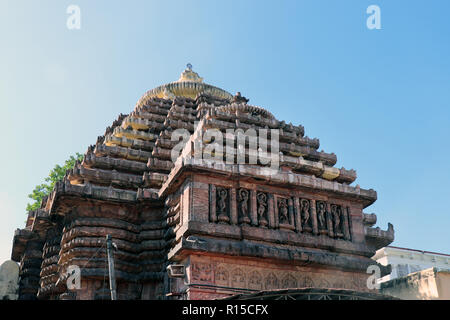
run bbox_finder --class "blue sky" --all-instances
[0,0,449,264]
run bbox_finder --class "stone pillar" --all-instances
[189,181,194,222]
[326,202,334,238]
[288,198,294,226]
[311,199,318,235]
[250,190,258,226]
[344,207,352,241]
[182,181,191,226]
[209,184,216,223]
[230,188,238,225]
[294,198,302,233]
[273,195,279,229]
[268,194,275,229]
[192,181,210,223]
[179,191,184,227]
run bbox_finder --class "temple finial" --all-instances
[178,63,203,83]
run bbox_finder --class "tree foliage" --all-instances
[26,153,84,212]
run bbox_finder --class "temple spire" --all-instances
[177,63,203,83]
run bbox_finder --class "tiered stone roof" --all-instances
[11,65,394,300]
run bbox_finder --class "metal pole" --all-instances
[106,234,117,300]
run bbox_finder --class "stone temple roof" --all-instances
[11,65,393,300]
[136,64,234,108]
[36,64,371,217]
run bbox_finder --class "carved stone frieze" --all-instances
[191,262,213,283]
[208,185,353,241]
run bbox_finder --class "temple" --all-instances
[11,65,395,300]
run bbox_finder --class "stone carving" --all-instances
[300,199,312,231]
[232,92,249,104]
[215,267,229,287]
[333,280,346,289]
[248,271,263,290]
[331,204,344,238]
[256,192,268,227]
[230,268,246,288]
[351,277,366,291]
[300,276,315,288]
[237,188,251,224]
[318,279,331,288]
[316,201,328,232]
[216,187,230,223]
[191,263,213,282]
[265,272,279,290]
[210,189,351,241]
[278,198,289,225]
[281,274,298,289]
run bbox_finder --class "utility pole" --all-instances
[106,234,117,300]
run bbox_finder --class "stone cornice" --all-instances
[168,235,391,276]
[159,157,377,208]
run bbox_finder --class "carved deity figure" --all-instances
[231,268,246,288]
[238,189,250,223]
[248,271,263,290]
[216,188,229,222]
[265,272,279,290]
[300,199,310,226]
[331,205,343,235]
[282,274,298,289]
[192,263,213,282]
[278,198,289,224]
[256,192,268,227]
[215,268,229,283]
[317,201,327,230]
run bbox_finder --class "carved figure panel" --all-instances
[300,276,315,288]
[216,187,230,223]
[318,279,331,288]
[316,201,328,233]
[300,199,313,232]
[248,271,263,290]
[237,188,251,225]
[191,263,213,283]
[265,272,279,290]
[256,192,268,227]
[281,274,298,289]
[277,198,289,225]
[215,267,229,287]
[230,268,246,288]
[330,204,344,238]
[209,187,351,242]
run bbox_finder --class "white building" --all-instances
[373,246,450,283]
